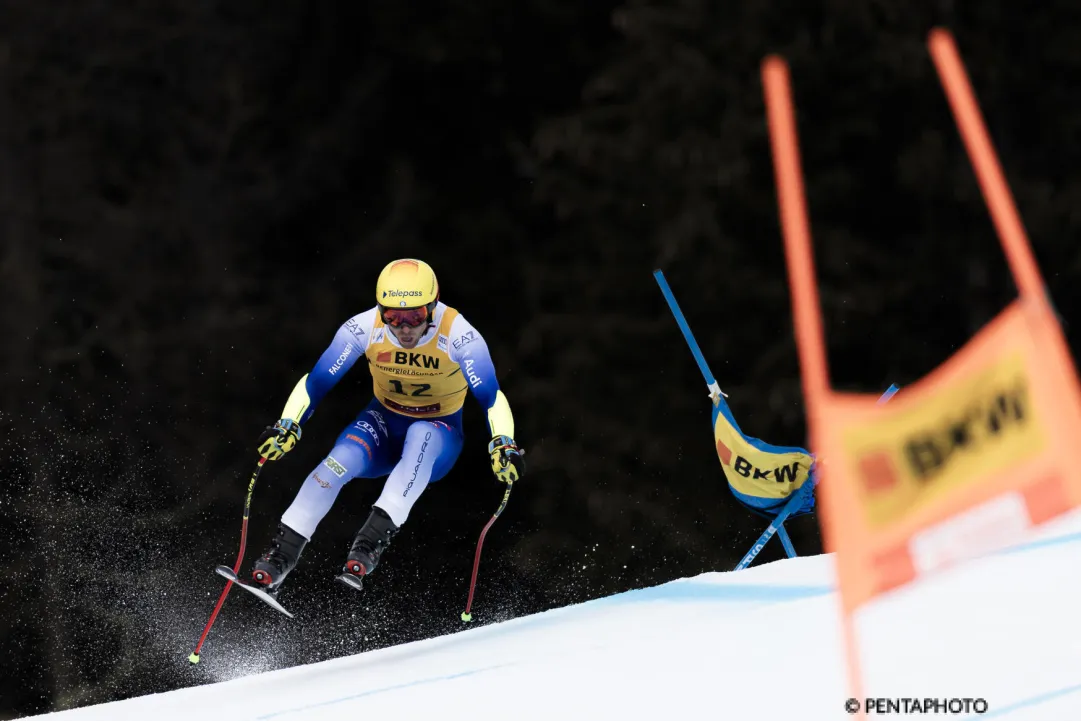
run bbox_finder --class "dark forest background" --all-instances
[4,0,1081,717]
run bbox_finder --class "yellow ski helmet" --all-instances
[375,259,440,327]
[376,258,439,307]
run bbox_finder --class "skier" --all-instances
[250,258,524,596]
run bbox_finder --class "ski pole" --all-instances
[461,479,515,622]
[188,455,267,664]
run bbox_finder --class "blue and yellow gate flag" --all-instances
[652,268,819,518]
[711,396,817,516]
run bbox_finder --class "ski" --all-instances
[335,573,364,592]
[215,565,295,618]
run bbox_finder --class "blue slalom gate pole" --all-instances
[654,269,903,570]
[734,478,815,570]
[878,383,900,405]
[653,270,724,399]
[776,525,797,557]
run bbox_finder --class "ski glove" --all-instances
[258,419,301,461]
[488,435,524,484]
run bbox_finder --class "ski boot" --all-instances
[337,506,399,592]
[251,523,308,597]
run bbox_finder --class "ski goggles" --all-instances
[380,305,430,328]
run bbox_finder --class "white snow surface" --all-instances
[32,510,1081,721]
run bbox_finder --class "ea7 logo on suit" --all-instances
[452,331,476,350]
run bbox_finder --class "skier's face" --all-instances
[390,322,424,348]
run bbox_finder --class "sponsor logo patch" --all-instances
[465,358,482,388]
[324,456,348,478]
[357,421,379,445]
[381,397,441,415]
[368,410,388,436]
[344,318,365,342]
[452,331,476,350]
[402,431,432,498]
[329,343,354,375]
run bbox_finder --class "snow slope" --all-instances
[32,510,1081,721]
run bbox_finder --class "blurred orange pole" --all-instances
[927,28,1046,300]
[760,56,831,410]
[760,54,865,718]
